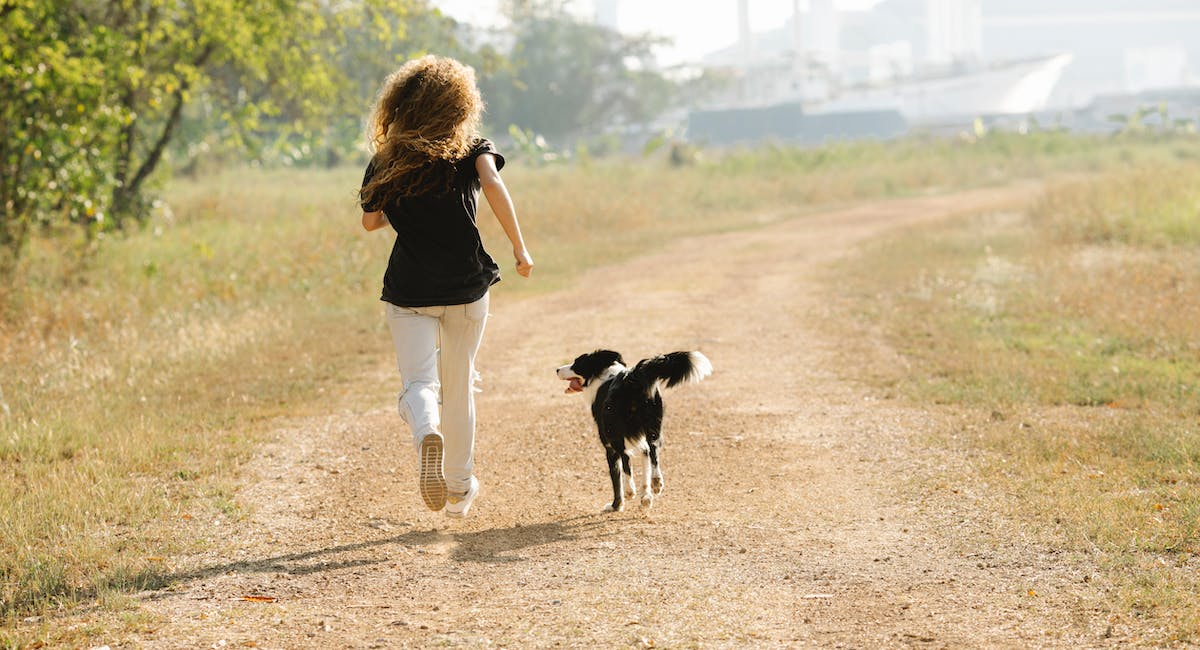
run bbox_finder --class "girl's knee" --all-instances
[397,380,440,421]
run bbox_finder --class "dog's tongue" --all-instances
[565,378,584,394]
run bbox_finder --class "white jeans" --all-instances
[385,293,489,494]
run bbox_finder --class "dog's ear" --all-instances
[594,350,624,367]
[575,350,623,376]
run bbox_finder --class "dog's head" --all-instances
[556,350,625,394]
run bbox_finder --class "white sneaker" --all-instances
[444,476,480,518]
[417,433,446,511]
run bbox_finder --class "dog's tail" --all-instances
[630,351,713,392]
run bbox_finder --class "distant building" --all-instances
[1125,46,1190,94]
[694,0,1072,130]
[703,0,1200,108]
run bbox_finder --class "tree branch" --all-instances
[123,43,215,205]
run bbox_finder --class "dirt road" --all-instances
[124,186,1117,648]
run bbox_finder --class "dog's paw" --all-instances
[651,476,664,495]
[602,501,624,513]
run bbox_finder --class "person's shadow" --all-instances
[140,513,618,602]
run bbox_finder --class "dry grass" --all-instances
[832,155,1200,642]
[0,167,388,633]
[0,131,1184,637]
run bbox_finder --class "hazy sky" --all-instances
[434,0,884,65]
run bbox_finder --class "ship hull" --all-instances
[813,53,1074,124]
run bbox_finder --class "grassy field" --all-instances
[0,130,1191,640]
[832,154,1200,641]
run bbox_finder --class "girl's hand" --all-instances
[514,248,533,278]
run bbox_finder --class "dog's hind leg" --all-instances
[640,447,654,508]
[621,452,636,501]
[648,441,664,496]
[604,447,624,512]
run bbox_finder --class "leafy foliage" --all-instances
[481,1,675,139]
[0,0,125,276]
[0,0,425,277]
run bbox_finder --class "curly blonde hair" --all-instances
[361,55,484,207]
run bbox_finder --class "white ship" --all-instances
[813,52,1074,123]
[700,0,1073,129]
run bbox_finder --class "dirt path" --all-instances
[122,185,1116,648]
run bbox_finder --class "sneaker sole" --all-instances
[418,434,447,511]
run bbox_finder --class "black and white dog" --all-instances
[556,350,712,512]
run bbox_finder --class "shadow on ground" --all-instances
[133,513,617,604]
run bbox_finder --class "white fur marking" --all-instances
[688,351,713,382]
[640,452,653,506]
[621,455,636,499]
[650,351,713,395]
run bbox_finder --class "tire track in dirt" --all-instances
[122,185,1115,648]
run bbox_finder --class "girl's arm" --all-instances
[476,153,533,278]
[362,210,388,231]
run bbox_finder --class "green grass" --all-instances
[0,131,1189,639]
[832,152,1200,641]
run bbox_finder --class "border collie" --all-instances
[556,350,712,512]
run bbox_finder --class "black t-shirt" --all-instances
[361,139,503,307]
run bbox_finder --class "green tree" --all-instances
[92,0,426,218]
[0,1,123,277]
[177,0,468,171]
[0,0,424,279]
[483,0,676,141]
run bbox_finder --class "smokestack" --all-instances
[926,0,982,64]
[809,0,840,73]
[738,0,753,61]
[792,0,803,56]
